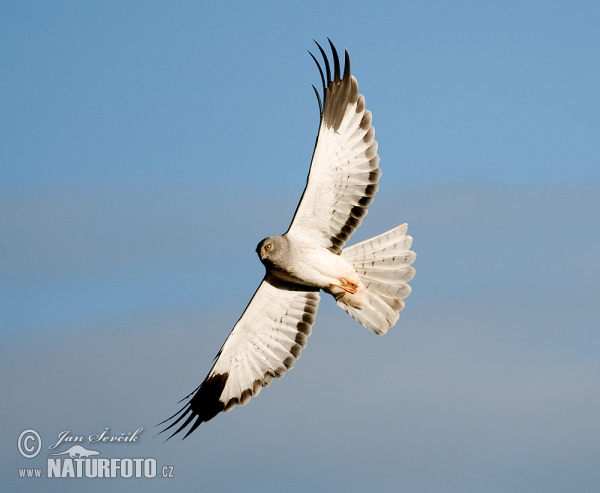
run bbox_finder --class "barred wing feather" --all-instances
[287,40,380,254]
[161,275,320,439]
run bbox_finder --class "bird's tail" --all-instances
[339,224,415,335]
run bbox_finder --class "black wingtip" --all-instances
[343,48,351,80]
[156,406,195,441]
[157,371,229,440]
[168,409,197,440]
[314,40,331,85]
[308,50,325,93]
[183,416,203,439]
[311,84,323,114]
[156,406,185,427]
[327,38,340,82]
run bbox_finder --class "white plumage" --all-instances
[212,278,320,408]
[340,224,415,334]
[161,40,416,439]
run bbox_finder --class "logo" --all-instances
[17,427,175,480]
[18,429,42,459]
[50,445,100,458]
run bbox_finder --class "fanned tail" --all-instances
[339,224,415,335]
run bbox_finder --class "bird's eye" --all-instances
[264,243,272,252]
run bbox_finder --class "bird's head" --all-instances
[256,237,275,261]
[256,235,289,267]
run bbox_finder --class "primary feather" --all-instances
[287,40,380,254]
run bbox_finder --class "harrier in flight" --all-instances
[161,40,416,439]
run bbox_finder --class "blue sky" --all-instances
[2,1,599,492]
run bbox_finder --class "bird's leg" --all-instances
[331,277,358,295]
[343,277,359,290]
[332,284,357,294]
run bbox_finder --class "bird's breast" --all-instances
[274,241,354,290]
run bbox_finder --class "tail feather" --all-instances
[343,223,412,257]
[359,266,416,283]
[354,250,416,269]
[343,302,394,335]
[362,280,411,301]
[339,224,415,335]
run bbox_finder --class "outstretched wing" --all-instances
[160,274,320,439]
[287,40,381,254]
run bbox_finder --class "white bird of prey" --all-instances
[161,40,416,439]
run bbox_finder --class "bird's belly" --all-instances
[280,247,355,289]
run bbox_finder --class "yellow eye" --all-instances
[264,243,272,252]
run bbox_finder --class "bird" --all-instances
[160,40,416,439]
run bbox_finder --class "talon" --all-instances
[335,283,357,295]
[331,284,356,296]
[342,277,359,290]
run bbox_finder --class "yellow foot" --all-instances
[333,278,359,295]
[342,277,359,290]
[334,284,356,294]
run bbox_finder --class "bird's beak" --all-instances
[259,251,266,260]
